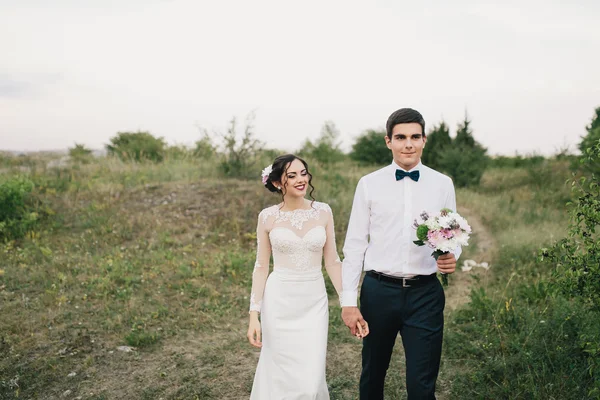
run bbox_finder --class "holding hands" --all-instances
[249,307,369,348]
[341,307,369,339]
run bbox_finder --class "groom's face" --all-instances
[385,122,426,171]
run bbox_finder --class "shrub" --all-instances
[165,145,193,161]
[421,121,452,169]
[68,143,93,164]
[543,139,600,307]
[438,144,488,188]
[219,114,264,178]
[447,291,598,399]
[438,114,488,188]
[298,121,346,164]
[546,156,600,301]
[579,107,600,176]
[193,133,216,159]
[0,176,38,241]
[349,129,391,165]
[106,131,166,162]
[488,153,546,169]
[541,139,600,397]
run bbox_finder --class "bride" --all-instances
[247,154,368,399]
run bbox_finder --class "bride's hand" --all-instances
[356,320,369,338]
[247,313,262,348]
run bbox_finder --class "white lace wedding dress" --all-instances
[249,202,343,400]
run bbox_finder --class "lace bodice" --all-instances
[249,202,343,312]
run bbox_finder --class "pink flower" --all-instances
[441,228,454,239]
[427,230,443,249]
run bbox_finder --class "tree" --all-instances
[350,129,391,165]
[193,131,216,159]
[579,107,600,154]
[219,113,264,178]
[579,107,600,176]
[422,121,451,169]
[454,112,476,148]
[298,121,345,164]
[438,112,488,188]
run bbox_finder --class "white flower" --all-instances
[437,237,457,253]
[261,164,273,185]
[425,212,442,230]
[437,215,453,229]
[453,214,472,233]
[463,259,477,267]
[454,230,470,246]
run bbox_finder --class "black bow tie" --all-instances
[396,169,420,182]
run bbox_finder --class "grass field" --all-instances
[2,153,596,399]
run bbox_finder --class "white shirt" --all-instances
[340,161,462,307]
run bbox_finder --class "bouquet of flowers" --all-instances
[413,208,471,286]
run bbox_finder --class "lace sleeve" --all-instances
[323,204,343,298]
[249,210,271,313]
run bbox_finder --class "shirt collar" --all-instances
[391,160,422,173]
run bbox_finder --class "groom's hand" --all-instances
[342,307,368,337]
[437,253,456,274]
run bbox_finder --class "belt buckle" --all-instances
[402,278,411,288]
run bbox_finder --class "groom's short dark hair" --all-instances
[386,108,426,139]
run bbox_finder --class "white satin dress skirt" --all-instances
[250,268,330,400]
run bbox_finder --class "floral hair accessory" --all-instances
[261,164,273,185]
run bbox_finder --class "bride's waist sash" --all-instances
[271,267,323,282]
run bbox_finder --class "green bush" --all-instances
[579,107,600,155]
[349,129,391,165]
[447,291,598,399]
[165,145,193,161]
[0,176,38,241]
[438,144,488,188]
[298,121,346,165]
[193,133,216,159]
[68,143,93,164]
[0,152,11,168]
[422,121,452,169]
[106,131,166,162]
[543,139,600,308]
[539,139,600,397]
[219,114,264,178]
[488,153,546,169]
[579,107,600,176]
[417,114,489,188]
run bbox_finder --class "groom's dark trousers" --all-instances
[359,271,445,400]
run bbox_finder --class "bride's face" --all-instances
[280,159,309,199]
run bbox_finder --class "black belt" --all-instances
[366,270,436,288]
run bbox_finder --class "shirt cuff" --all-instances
[341,290,358,307]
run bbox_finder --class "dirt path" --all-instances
[443,206,496,310]
[435,206,496,400]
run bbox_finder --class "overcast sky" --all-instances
[1,0,599,155]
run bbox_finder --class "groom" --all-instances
[341,108,460,399]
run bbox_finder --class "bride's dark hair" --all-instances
[264,154,315,204]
